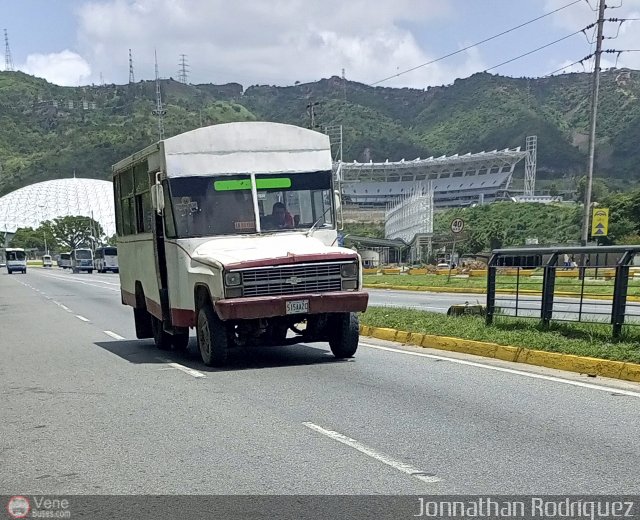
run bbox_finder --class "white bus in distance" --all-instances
[5,248,27,274]
[94,246,119,273]
[71,248,93,274]
[58,252,72,269]
[112,122,368,366]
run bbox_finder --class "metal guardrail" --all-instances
[486,246,640,338]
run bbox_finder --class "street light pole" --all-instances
[581,0,606,246]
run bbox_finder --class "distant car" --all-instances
[437,263,450,268]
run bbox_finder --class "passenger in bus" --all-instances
[262,202,294,230]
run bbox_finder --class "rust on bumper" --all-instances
[214,291,369,320]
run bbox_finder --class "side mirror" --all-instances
[151,173,165,214]
[334,190,342,211]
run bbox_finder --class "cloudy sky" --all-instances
[3,0,640,88]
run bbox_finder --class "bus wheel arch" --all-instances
[195,284,230,366]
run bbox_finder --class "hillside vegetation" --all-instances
[1,69,639,197]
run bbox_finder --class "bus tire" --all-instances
[328,312,359,359]
[197,303,229,367]
[172,331,190,351]
[133,307,153,339]
[151,315,172,350]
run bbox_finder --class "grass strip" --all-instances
[360,306,640,364]
[364,274,640,297]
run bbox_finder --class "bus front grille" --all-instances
[241,263,343,297]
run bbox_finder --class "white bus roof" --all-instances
[113,122,332,178]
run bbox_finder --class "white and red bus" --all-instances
[112,122,368,366]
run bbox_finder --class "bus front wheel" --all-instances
[328,312,359,359]
[197,304,230,367]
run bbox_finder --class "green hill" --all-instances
[1,69,639,197]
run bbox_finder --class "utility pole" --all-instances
[581,0,606,246]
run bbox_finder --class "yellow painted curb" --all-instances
[363,284,640,303]
[359,324,640,384]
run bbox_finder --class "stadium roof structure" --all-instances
[337,148,529,208]
[0,178,116,236]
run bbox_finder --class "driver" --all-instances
[263,202,294,230]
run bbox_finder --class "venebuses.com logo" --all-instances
[6,496,30,519]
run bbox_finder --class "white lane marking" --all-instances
[156,358,206,379]
[303,422,442,484]
[359,342,640,398]
[104,330,125,340]
[369,303,449,311]
[75,315,90,322]
[29,271,120,292]
[34,270,121,287]
[51,300,73,313]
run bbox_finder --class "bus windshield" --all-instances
[75,249,92,260]
[167,171,333,238]
[8,251,26,261]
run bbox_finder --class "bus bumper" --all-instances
[214,291,369,321]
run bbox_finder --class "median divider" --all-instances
[359,324,640,384]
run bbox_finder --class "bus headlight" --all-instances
[224,271,242,286]
[341,263,358,279]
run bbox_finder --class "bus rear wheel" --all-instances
[151,315,172,350]
[197,303,230,367]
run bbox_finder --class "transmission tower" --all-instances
[341,68,347,103]
[524,135,537,197]
[128,49,135,83]
[178,54,189,84]
[4,29,14,72]
[152,50,166,140]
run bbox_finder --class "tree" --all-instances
[9,227,45,250]
[576,176,610,203]
[47,215,104,251]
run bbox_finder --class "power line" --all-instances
[544,54,594,77]
[369,0,581,86]
[484,29,584,73]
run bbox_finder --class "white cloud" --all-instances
[21,50,92,86]
[74,0,482,88]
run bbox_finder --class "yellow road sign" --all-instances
[591,208,609,237]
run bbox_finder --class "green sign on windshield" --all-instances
[214,178,292,191]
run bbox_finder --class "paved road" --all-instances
[2,268,640,495]
[367,287,640,322]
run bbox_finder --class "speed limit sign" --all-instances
[451,218,465,234]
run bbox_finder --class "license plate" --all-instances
[286,299,309,314]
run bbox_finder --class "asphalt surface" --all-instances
[1,268,640,495]
[367,287,640,322]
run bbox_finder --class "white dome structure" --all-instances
[0,178,116,236]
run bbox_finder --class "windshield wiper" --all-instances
[306,206,333,237]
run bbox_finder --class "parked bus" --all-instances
[58,252,72,269]
[112,122,368,366]
[5,248,27,274]
[94,246,119,273]
[71,248,93,274]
